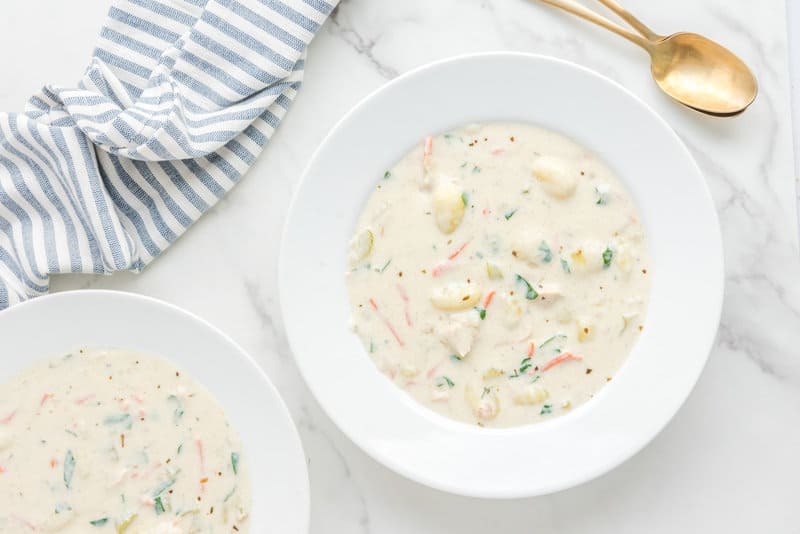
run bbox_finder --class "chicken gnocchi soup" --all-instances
[0,348,251,533]
[346,122,651,428]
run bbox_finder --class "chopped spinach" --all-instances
[435,376,455,389]
[602,247,614,268]
[231,452,240,475]
[515,274,539,300]
[538,241,552,263]
[63,450,75,489]
[167,395,184,424]
[103,412,132,430]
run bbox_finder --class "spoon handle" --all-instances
[537,0,652,51]
[594,0,660,41]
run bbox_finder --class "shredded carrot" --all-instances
[484,291,496,309]
[200,477,209,484]
[11,515,36,531]
[0,410,16,425]
[0,466,5,474]
[422,135,433,171]
[49,458,57,469]
[426,358,445,379]
[368,297,405,346]
[491,147,506,155]
[396,286,408,302]
[75,394,95,405]
[482,208,490,216]
[196,438,206,473]
[431,261,455,277]
[542,352,582,372]
[527,342,535,358]
[40,393,53,407]
[448,241,469,260]
[383,319,405,346]
[396,285,413,327]
[432,242,471,277]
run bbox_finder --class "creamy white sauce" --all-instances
[0,348,250,533]
[346,122,651,428]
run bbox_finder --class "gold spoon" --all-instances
[537,0,758,116]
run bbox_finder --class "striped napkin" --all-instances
[0,0,336,308]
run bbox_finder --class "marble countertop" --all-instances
[2,1,799,532]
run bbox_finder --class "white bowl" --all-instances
[279,52,723,498]
[0,290,309,531]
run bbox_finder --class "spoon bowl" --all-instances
[537,0,758,117]
[650,32,757,116]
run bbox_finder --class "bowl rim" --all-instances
[279,51,724,498]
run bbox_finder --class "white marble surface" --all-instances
[2,1,799,532]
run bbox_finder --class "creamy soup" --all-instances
[0,349,250,533]
[346,122,651,428]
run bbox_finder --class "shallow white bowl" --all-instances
[280,52,723,498]
[0,290,309,531]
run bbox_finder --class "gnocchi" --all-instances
[532,155,577,199]
[432,180,466,234]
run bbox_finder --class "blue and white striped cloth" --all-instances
[0,0,335,308]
